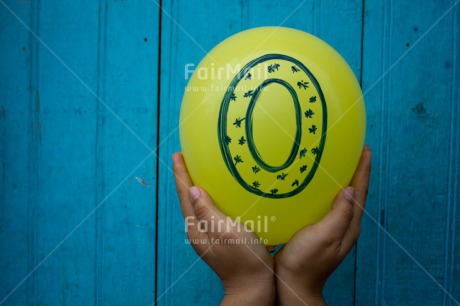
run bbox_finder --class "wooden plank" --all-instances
[157,1,362,305]
[96,0,159,305]
[449,2,459,305]
[355,1,386,304]
[32,1,99,304]
[1,1,160,305]
[357,0,460,305]
[0,1,35,305]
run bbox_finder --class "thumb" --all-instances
[188,186,226,223]
[189,186,245,242]
[316,187,355,243]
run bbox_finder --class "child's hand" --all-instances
[173,153,275,306]
[173,146,371,306]
[274,146,372,306]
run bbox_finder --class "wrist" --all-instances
[221,277,276,306]
[284,294,325,306]
[275,265,325,306]
[276,280,325,306]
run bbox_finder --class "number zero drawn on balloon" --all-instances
[218,54,327,199]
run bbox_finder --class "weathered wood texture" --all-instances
[0,0,458,305]
[1,0,159,305]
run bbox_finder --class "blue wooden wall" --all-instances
[1,0,459,305]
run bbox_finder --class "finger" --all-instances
[266,245,277,253]
[342,146,372,249]
[349,146,372,227]
[172,153,211,252]
[189,186,228,232]
[189,186,243,241]
[172,152,194,219]
[315,187,355,244]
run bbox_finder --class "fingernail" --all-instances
[189,186,201,202]
[364,145,371,152]
[344,187,355,202]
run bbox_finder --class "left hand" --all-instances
[173,152,275,306]
[274,146,372,305]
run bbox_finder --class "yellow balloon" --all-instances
[180,27,365,245]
